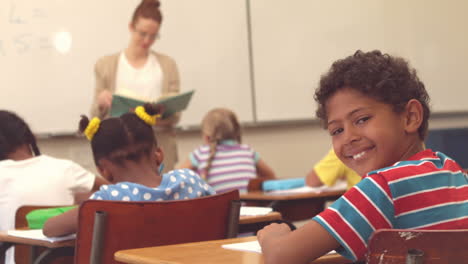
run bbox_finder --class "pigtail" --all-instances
[143,103,163,117]
[203,140,218,180]
[78,115,90,134]
[135,104,162,126]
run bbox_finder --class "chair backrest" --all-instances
[74,190,240,264]
[425,127,468,169]
[366,228,468,264]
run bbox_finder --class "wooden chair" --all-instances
[246,178,327,222]
[247,178,266,192]
[74,190,240,264]
[244,179,297,232]
[366,228,468,264]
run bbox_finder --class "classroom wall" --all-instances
[5,0,468,134]
[37,114,468,178]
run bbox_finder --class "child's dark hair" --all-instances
[314,50,431,139]
[0,110,41,160]
[131,0,162,26]
[80,104,161,166]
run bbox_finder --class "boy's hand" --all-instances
[257,223,291,245]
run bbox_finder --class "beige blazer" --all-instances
[89,51,180,172]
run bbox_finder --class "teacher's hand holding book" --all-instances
[97,90,113,112]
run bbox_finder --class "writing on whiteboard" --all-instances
[1,1,52,56]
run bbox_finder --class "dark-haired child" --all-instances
[258,50,468,263]
[0,110,106,264]
[43,104,215,237]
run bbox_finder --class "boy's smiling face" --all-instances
[326,88,422,176]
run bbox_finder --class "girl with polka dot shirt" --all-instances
[90,169,213,202]
[43,104,214,237]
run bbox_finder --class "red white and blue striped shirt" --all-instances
[190,140,260,193]
[313,149,468,261]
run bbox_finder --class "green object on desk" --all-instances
[26,206,77,229]
[110,90,195,118]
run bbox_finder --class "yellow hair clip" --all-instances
[135,106,161,126]
[84,117,101,141]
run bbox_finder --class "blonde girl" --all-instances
[179,108,275,193]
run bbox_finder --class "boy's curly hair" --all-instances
[314,50,431,140]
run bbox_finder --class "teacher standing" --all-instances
[90,0,180,173]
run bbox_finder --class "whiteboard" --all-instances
[1,0,138,134]
[156,0,252,128]
[0,0,252,134]
[250,0,468,122]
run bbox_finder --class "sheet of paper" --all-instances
[268,180,347,195]
[222,240,262,253]
[240,206,273,216]
[7,229,75,243]
[222,240,337,255]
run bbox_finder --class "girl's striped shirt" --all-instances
[190,140,259,193]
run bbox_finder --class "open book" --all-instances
[110,90,194,119]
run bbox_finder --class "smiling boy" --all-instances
[257,50,468,263]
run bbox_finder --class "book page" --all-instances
[7,229,75,243]
[114,89,155,102]
[222,240,337,255]
[222,240,262,253]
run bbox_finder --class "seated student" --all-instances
[43,104,215,237]
[257,50,468,263]
[306,148,361,190]
[178,108,275,194]
[0,110,107,264]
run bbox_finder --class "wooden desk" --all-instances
[239,211,282,234]
[0,213,281,263]
[239,212,281,225]
[240,190,345,222]
[0,231,74,248]
[114,236,351,264]
[0,231,74,264]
